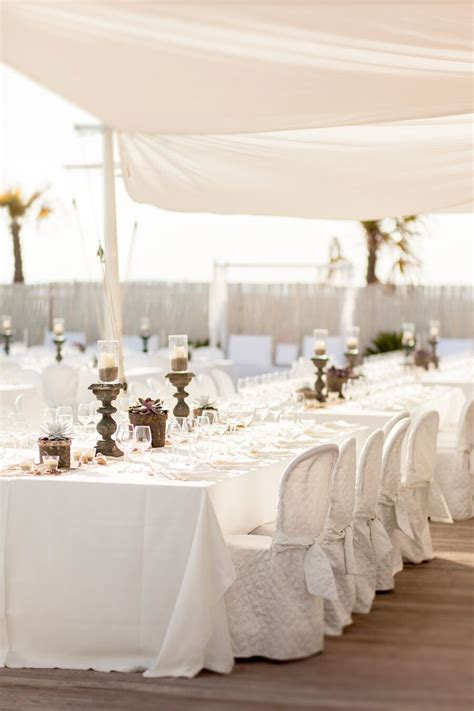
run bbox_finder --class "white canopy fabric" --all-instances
[3,1,472,135]
[119,115,473,220]
[2,1,473,219]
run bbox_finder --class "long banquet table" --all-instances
[0,421,372,678]
[0,384,466,678]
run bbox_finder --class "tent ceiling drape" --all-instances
[2,0,473,219]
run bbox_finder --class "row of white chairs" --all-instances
[223,403,473,659]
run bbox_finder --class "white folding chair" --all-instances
[399,410,450,564]
[225,444,339,660]
[274,343,299,367]
[352,429,392,613]
[319,437,358,635]
[227,334,273,376]
[42,363,79,409]
[434,398,474,521]
[211,368,236,398]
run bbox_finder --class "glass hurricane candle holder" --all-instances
[169,335,189,372]
[53,317,65,337]
[97,339,119,382]
[346,326,360,352]
[139,316,151,337]
[1,315,12,334]
[313,329,328,357]
[428,319,440,342]
[402,322,415,348]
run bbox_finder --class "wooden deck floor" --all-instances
[1,520,473,711]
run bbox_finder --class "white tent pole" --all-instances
[102,125,125,383]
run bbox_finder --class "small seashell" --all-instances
[95,454,107,466]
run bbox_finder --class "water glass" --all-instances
[134,425,152,471]
[116,423,136,473]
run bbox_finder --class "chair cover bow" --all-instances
[322,523,358,575]
[368,517,393,564]
[273,531,338,600]
[379,491,414,539]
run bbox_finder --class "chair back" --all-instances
[457,397,474,451]
[383,411,409,440]
[325,437,357,531]
[211,368,236,397]
[194,373,219,401]
[274,444,339,540]
[275,343,299,367]
[403,410,439,487]
[42,363,79,408]
[380,418,410,502]
[227,335,273,368]
[354,429,384,518]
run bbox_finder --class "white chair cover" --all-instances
[376,418,411,591]
[382,411,410,440]
[193,373,219,402]
[275,343,299,367]
[353,429,392,614]
[399,410,448,563]
[211,368,236,398]
[320,437,358,636]
[227,335,273,369]
[225,444,339,660]
[41,364,79,409]
[435,398,474,521]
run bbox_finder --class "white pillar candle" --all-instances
[2,316,12,331]
[98,352,117,369]
[53,319,65,336]
[140,316,151,336]
[314,340,326,356]
[346,336,359,351]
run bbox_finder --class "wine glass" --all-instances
[78,403,92,426]
[134,425,152,472]
[116,423,135,473]
[90,401,101,425]
[57,405,73,419]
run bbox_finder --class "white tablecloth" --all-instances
[0,421,371,678]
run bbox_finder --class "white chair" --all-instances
[382,411,410,440]
[320,437,358,635]
[352,429,392,614]
[434,398,474,521]
[227,335,273,376]
[42,364,79,409]
[192,346,225,361]
[376,418,411,591]
[15,390,46,431]
[274,343,299,367]
[225,444,339,660]
[399,410,450,564]
[211,368,236,398]
[437,339,474,358]
[193,373,219,401]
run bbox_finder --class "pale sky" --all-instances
[0,64,473,286]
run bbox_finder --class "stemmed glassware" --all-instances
[116,423,136,473]
[134,425,152,472]
[77,403,92,426]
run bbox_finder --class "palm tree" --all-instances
[0,189,52,283]
[361,215,422,285]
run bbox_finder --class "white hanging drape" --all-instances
[119,115,473,220]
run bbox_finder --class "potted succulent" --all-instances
[193,395,218,418]
[413,347,431,370]
[38,418,73,469]
[326,366,351,399]
[128,398,168,448]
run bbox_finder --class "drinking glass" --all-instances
[167,417,187,465]
[116,423,136,473]
[57,405,73,419]
[134,425,152,472]
[90,401,101,425]
[78,403,92,426]
[44,407,58,423]
[58,413,73,430]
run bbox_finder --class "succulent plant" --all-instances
[193,395,217,410]
[327,366,351,378]
[40,418,73,440]
[129,398,165,415]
